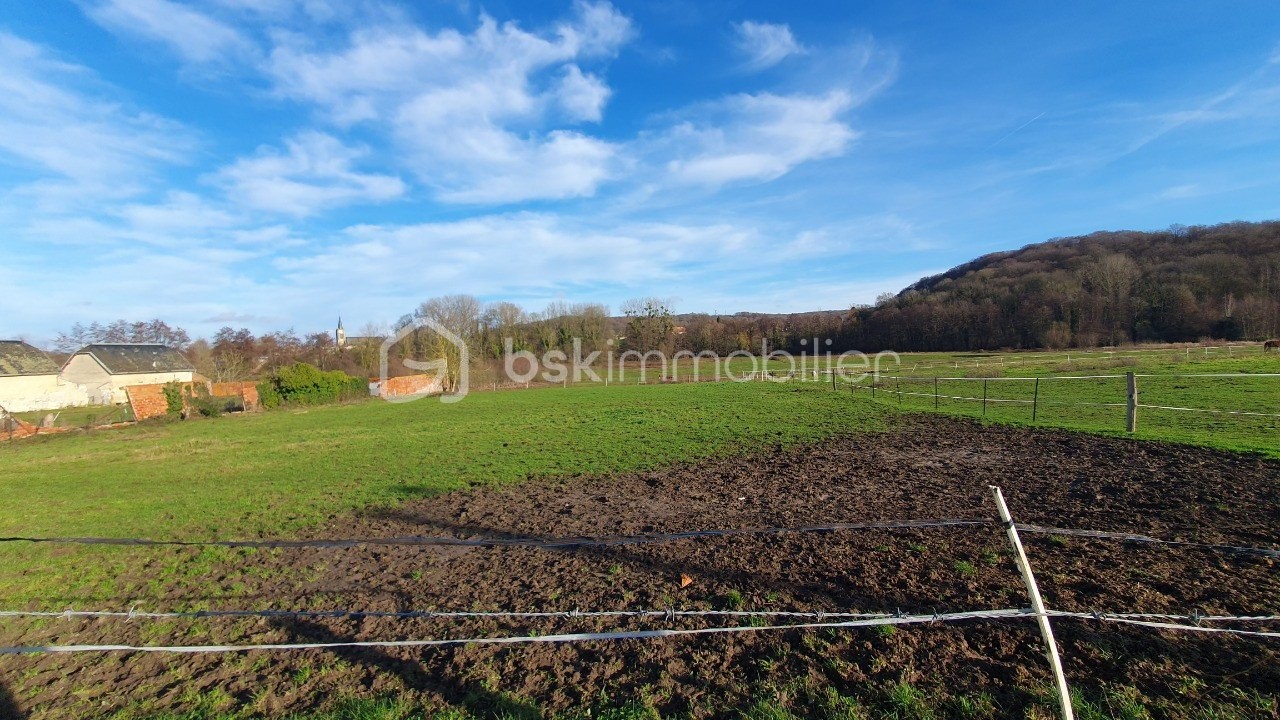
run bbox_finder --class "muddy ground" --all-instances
[2,415,1279,719]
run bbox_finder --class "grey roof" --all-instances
[74,344,194,374]
[0,341,60,377]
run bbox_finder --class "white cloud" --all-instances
[212,131,406,216]
[0,33,194,200]
[271,214,762,306]
[556,65,611,122]
[114,191,239,244]
[733,21,804,70]
[662,91,858,186]
[264,2,632,203]
[83,0,253,64]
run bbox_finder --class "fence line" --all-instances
[1050,611,1280,639]
[1136,403,1280,418]
[1061,611,1280,623]
[866,385,1125,409]
[6,606,1279,655]
[4,519,1275,559]
[886,344,1257,375]
[1134,372,1280,379]
[5,606,1276,625]
[1016,524,1280,558]
[0,607,1036,655]
[856,371,1280,433]
[878,374,1125,382]
[0,518,991,550]
[0,608,898,622]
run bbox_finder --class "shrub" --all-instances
[258,362,367,407]
[161,381,184,417]
[257,380,282,409]
[183,384,235,418]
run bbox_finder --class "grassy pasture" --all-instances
[1,345,1276,601]
[862,346,1280,457]
[0,382,886,603]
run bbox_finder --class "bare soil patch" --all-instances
[3,415,1278,718]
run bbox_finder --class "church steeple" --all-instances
[336,317,346,348]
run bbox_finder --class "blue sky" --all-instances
[2,1,1279,341]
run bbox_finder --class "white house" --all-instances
[0,340,81,413]
[60,344,195,405]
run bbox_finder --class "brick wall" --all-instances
[380,374,442,398]
[211,381,260,411]
[125,384,171,421]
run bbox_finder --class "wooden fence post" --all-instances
[1126,372,1138,433]
[982,379,988,417]
[934,377,939,408]
[1032,378,1040,422]
[897,378,902,405]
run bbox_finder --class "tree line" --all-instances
[41,221,1280,384]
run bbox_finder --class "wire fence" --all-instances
[3,515,1277,641]
[3,518,1277,557]
[0,518,989,550]
[3,488,1278,720]
[886,343,1260,375]
[849,372,1280,443]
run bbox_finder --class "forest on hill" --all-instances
[839,221,1280,351]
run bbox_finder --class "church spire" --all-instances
[336,317,346,347]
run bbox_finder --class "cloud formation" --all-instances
[733,21,804,70]
[0,32,193,197]
[662,91,858,185]
[264,2,632,203]
[83,0,253,64]
[213,132,406,216]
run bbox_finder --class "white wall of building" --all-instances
[0,375,86,413]
[1,355,198,412]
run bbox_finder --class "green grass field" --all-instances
[2,346,1277,602]
[0,382,887,603]
[861,346,1280,457]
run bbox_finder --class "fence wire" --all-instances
[0,518,992,550]
[0,608,1037,655]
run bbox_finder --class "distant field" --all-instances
[864,345,1280,457]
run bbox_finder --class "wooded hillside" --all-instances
[844,221,1280,351]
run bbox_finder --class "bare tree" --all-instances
[414,295,482,391]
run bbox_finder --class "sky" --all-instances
[2,1,1280,342]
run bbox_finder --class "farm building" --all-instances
[0,340,82,413]
[60,344,195,405]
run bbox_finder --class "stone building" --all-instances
[60,344,195,405]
